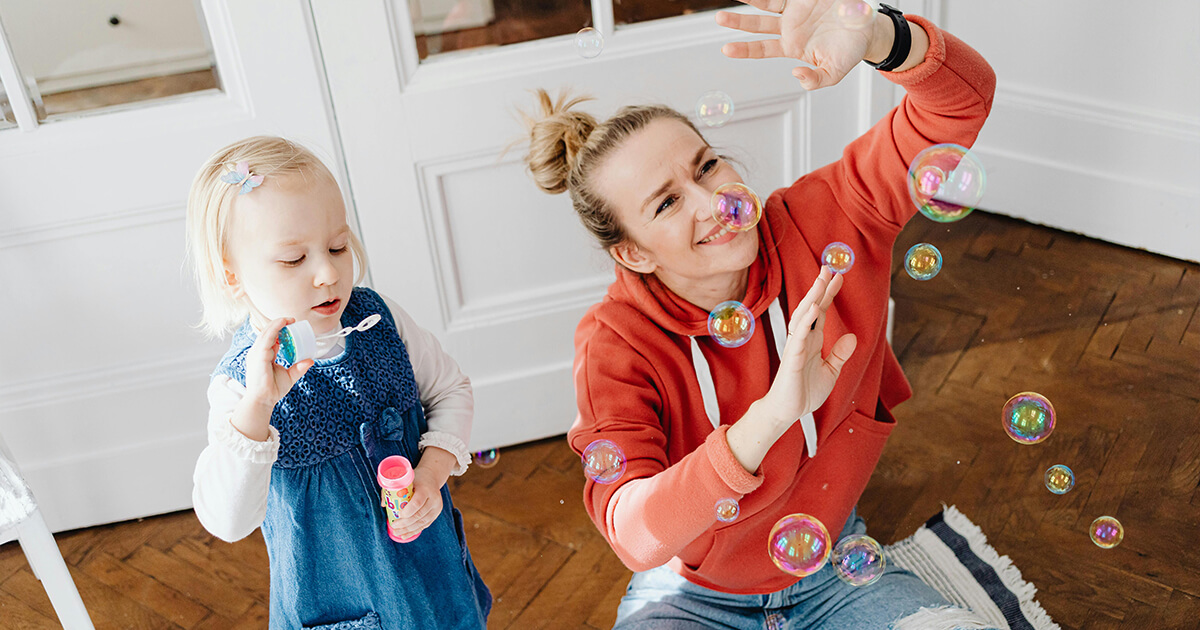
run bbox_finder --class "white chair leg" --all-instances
[17,510,95,630]
[887,296,895,345]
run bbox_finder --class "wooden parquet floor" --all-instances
[2,211,1197,629]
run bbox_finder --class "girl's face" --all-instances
[223,173,355,336]
[595,118,759,288]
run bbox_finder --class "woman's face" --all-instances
[594,118,760,285]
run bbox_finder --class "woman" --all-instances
[525,1,996,627]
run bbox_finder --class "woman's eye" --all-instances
[699,158,719,176]
[656,195,677,216]
[282,255,305,267]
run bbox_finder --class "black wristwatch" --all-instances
[864,3,911,72]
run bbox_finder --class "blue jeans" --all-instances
[614,509,998,630]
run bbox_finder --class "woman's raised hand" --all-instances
[759,267,857,425]
[716,0,875,90]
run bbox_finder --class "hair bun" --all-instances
[524,89,596,195]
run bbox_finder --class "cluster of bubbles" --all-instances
[697,91,736,128]
[473,449,499,468]
[831,534,886,586]
[574,27,603,59]
[768,513,831,577]
[582,439,627,484]
[1001,392,1056,444]
[708,300,756,348]
[715,498,741,523]
[711,182,763,232]
[1043,464,1074,495]
[821,242,856,274]
[904,243,942,281]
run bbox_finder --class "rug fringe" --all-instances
[892,606,995,630]
[942,504,1063,630]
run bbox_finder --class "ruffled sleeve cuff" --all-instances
[210,419,280,465]
[419,431,471,476]
[705,425,765,495]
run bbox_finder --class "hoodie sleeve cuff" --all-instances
[705,425,764,495]
[882,15,945,86]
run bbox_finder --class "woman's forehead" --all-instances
[599,119,709,201]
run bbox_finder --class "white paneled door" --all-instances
[0,1,346,531]
[310,1,866,454]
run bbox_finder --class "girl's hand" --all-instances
[716,0,875,90]
[243,317,314,409]
[389,448,455,540]
[758,267,857,425]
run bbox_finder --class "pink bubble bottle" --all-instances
[377,455,419,542]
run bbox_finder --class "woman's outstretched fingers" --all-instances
[716,12,781,35]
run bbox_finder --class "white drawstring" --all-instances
[692,297,818,457]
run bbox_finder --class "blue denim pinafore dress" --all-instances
[214,287,491,630]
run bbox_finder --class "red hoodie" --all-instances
[568,17,996,594]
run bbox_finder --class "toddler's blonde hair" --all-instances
[186,136,368,338]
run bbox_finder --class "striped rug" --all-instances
[885,505,1061,630]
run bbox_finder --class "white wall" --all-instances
[898,0,1199,261]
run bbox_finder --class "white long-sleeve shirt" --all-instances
[192,295,473,542]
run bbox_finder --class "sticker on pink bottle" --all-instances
[377,455,419,543]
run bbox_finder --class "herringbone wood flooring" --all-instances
[2,211,1197,629]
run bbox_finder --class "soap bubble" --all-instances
[575,27,603,59]
[1001,392,1056,444]
[831,534,886,586]
[696,91,735,127]
[708,300,755,348]
[715,498,741,523]
[582,439,626,484]
[821,242,855,274]
[908,143,986,223]
[904,243,943,281]
[1044,464,1074,494]
[768,513,830,577]
[834,0,874,30]
[1090,516,1124,549]
[473,449,499,469]
[710,182,762,233]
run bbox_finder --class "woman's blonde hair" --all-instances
[185,136,368,338]
[523,89,705,252]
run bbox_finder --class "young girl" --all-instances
[526,1,996,628]
[186,137,490,629]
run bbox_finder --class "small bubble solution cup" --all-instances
[377,455,419,543]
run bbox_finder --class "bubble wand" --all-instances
[276,314,382,363]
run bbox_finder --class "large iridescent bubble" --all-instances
[831,534,886,586]
[710,182,762,233]
[574,27,603,59]
[768,513,830,577]
[473,449,499,469]
[582,439,626,484]
[1001,392,1056,444]
[708,300,755,348]
[907,143,986,223]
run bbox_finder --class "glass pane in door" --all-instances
[412,0,592,60]
[0,0,220,121]
[615,0,739,27]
